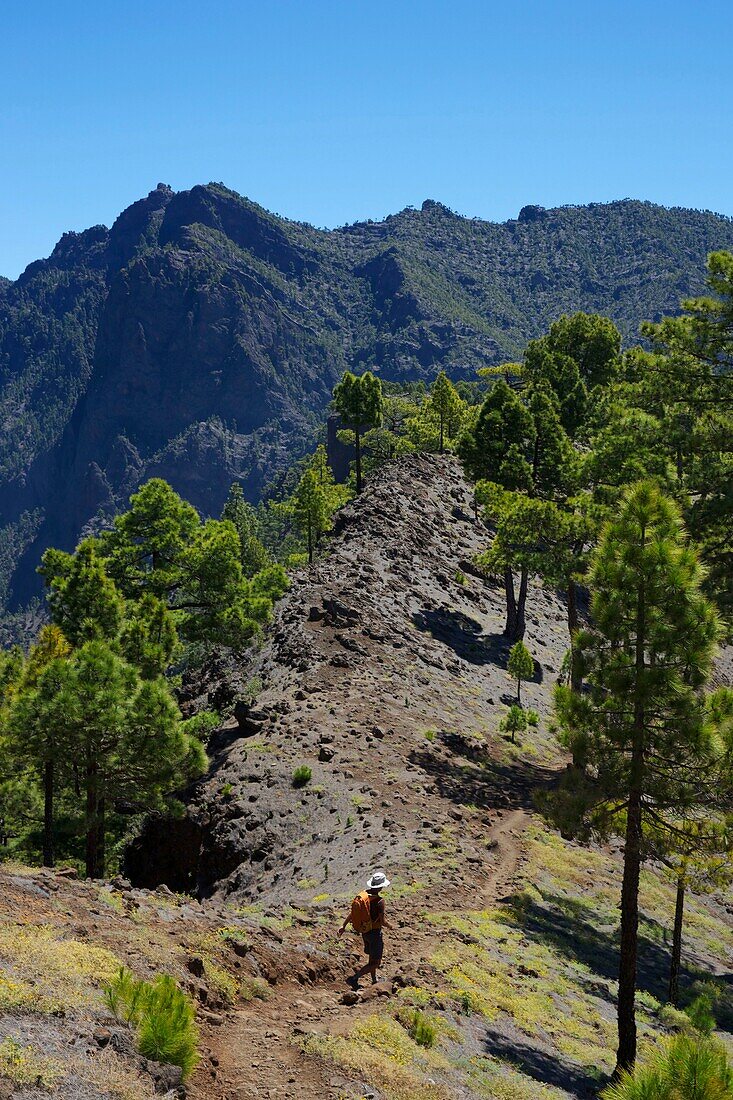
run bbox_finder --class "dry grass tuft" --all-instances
[0,1037,64,1088]
[0,921,120,1013]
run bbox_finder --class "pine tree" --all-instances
[19,625,72,866]
[507,641,534,706]
[476,486,568,641]
[665,833,733,1007]
[46,640,205,879]
[551,482,722,1073]
[119,593,179,679]
[46,479,287,650]
[524,312,621,435]
[40,543,124,645]
[308,444,351,513]
[97,479,200,600]
[461,381,575,641]
[177,520,284,649]
[291,469,329,563]
[639,251,733,618]
[427,370,465,452]
[221,482,271,578]
[457,381,534,484]
[500,704,527,745]
[332,371,383,493]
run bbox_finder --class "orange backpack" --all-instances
[350,891,374,933]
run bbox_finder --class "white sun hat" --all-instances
[366,870,391,890]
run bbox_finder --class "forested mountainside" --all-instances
[2,182,733,611]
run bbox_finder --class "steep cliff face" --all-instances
[2,184,733,610]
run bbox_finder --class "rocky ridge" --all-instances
[127,454,570,904]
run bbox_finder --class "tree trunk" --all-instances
[85,759,99,879]
[616,787,642,1074]
[96,797,106,880]
[307,517,313,564]
[439,416,445,454]
[616,559,647,1075]
[355,429,362,494]
[42,760,54,868]
[516,677,521,706]
[503,568,518,638]
[668,875,685,1007]
[504,566,528,641]
[567,580,582,694]
[515,566,529,640]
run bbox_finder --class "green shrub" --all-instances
[292,765,312,787]
[405,1008,437,1049]
[104,967,199,1080]
[499,704,527,744]
[686,992,716,1036]
[603,1034,733,1100]
[525,708,540,727]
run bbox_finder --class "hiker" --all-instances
[338,870,392,985]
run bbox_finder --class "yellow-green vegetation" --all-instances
[0,921,120,1013]
[429,908,616,1070]
[293,765,313,787]
[98,886,126,913]
[240,977,271,1002]
[461,1054,568,1100]
[242,738,274,754]
[104,967,199,1081]
[186,931,240,1004]
[402,1008,438,1048]
[301,1013,451,1100]
[0,1038,64,1088]
[228,902,294,932]
[526,824,733,984]
[396,985,434,1008]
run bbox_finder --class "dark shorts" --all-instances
[362,929,384,964]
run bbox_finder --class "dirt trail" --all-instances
[179,457,570,1098]
[195,804,537,1100]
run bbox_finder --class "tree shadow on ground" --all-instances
[514,892,728,1014]
[412,606,507,666]
[410,747,555,813]
[480,1030,607,1097]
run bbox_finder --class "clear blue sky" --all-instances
[2,0,732,279]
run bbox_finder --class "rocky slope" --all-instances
[2,184,733,614]
[127,454,570,903]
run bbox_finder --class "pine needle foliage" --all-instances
[104,967,199,1080]
[603,1033,733,1100]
